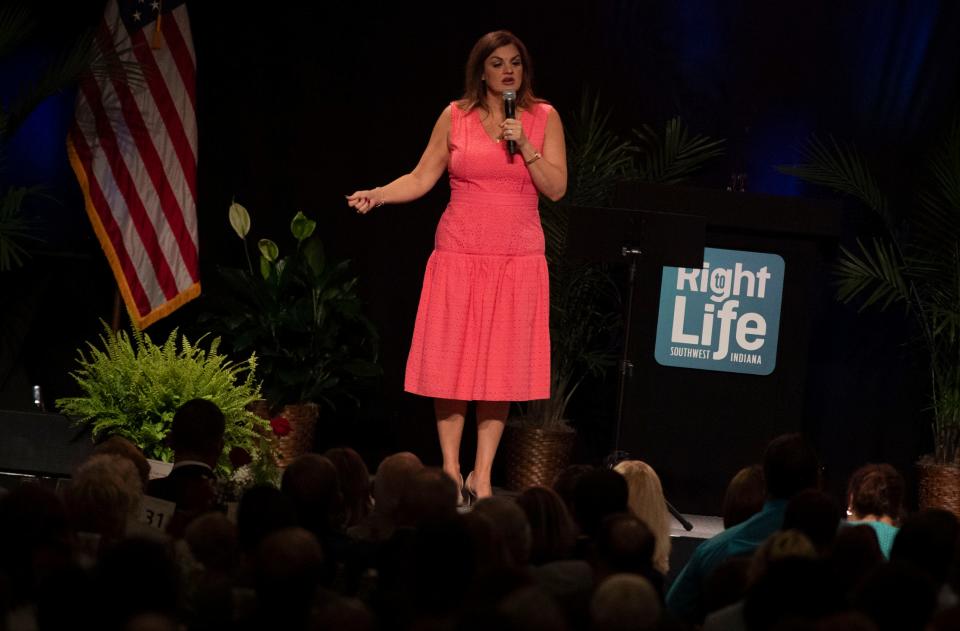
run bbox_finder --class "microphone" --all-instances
[503,90,517,156]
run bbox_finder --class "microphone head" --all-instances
[502,90,516,103]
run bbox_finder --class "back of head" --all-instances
[595,512,656,577]
[170,399,226,462]
[515,486,575,565]
[848,464,905,522]
[96,537,180,625]
[590,574,661,631]
[281,454,342,535]
[552,464,595,520]
[185,512,238,573]
[256,527,324,617]
[762,433,819,500]
[66,453,143,539]
[93,436,150,488]
[323,446,372,528]
[722,464,766,529]
[237,484,297,552]
[497,585,570,631]
[372,451,423,516]
[472,496,532,567]
[853,561,938,631]
[748,529,817,584]
[613,460,671,574]
[573,468,628,538]
[890,508,960,585]
[828,524,884,597]
[397,466,458,527]
[783,488,841,552]
[744,556,839,630]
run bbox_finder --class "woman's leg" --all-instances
[472,400,510,498]
[435,398,468,486]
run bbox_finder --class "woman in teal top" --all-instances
[844,463,905,559]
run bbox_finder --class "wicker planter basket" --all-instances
[917,459,960,519]
[501,424,576,491]
[248,401,318,470]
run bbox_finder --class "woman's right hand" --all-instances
[346,188,383,214]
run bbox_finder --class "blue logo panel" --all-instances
[654,248,785,375]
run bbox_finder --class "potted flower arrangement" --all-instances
[780,121,960,516]
[199,202,380,467]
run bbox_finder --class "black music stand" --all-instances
[565,205,706,530]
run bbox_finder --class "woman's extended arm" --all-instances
[346,106,452,214]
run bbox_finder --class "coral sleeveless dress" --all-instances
[404,101,552,401]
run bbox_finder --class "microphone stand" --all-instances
[606,246,694,532]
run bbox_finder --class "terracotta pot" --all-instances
[248,400,318,470]
[501,424,576,491]
[917,459,960,519]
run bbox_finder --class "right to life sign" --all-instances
[654,247,785,376]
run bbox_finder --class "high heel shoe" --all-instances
[464,471,478,506]
[455,472,466,507]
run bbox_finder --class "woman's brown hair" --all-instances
[460,30,540,112]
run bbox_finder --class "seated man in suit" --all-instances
[146,399,226,536]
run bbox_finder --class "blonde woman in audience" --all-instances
[613,460,671,574]
[64,453,145,550]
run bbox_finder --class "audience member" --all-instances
[472,496,533,568]
[784,488,842,553]
[826,524,884,599]
[572,467,629,542]
[65,453,144,544]
[237,484,298,554]
[347,451,422,543]
[666,433,820,623]
[93,435,151,488]
[324,447,373,529]
[853,561,938,631]
[889,508,959,592]
[516,486,576,565]
[281,454,343,539]
[552,464,595,530]
[722,464,766,529]
[146,399,226,536]
[614,460,672,574]
[590,574,661,631]
[845,463,905,559]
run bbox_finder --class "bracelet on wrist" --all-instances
[524,152,542,166]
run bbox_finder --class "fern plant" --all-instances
[779,122,960,464]
[56,323,272,474]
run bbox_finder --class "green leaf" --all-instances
[290,211,317,243]
[633,117,726,185]
[303,237,325,275]
[258,239,279,262]
[777,135,890,226]
[259,256,271,280]
[228,201,251,239]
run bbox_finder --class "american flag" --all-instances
[67,0,199,329]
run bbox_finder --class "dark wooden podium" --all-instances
[589,181,841,514]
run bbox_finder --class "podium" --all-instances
[567,182,841,514]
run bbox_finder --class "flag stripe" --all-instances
[78,76,180,301]
[69,126,153,316]
[160,11,197,113]
[129,26,198,202]
[103,26,199,285]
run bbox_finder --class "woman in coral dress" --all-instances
[347,31,567,500]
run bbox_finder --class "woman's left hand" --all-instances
[500,118,528,150]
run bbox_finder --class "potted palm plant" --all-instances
[199,202,380,467]
[501,93,725,490]
[780,121,960,516]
